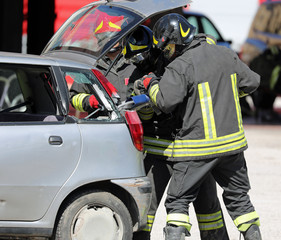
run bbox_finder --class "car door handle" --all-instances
[49,136,63,145]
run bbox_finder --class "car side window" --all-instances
[0,64,62,123]
[200,16,220,40]
[186,16,199,35]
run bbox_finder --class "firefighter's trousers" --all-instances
[133,154,229,240]
[165,152,260,237]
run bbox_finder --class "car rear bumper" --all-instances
[111,177,152,231]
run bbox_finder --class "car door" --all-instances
[0,63,81,221]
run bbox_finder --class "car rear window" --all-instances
[44,4,142,60]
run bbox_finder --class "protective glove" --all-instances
[133,79,146,95]
[142,72,158,89]
[89,95,99,109]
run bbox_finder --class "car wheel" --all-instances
[53,190,133,240]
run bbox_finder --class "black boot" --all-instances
[163,225,190,240]
[200,227,230,240]
[242,225,262,240]
[132,231,150,240]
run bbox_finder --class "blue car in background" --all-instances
[181,10,233,48]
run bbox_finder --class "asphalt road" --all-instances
[150,123,281,240]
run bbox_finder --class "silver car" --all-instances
[0,51,151,240]
[0,0,190,239]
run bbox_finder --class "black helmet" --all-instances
[123,25,153,63]
[153,13,196,49]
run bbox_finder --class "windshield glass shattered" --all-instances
[44,4,142,59]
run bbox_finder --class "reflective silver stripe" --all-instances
[198,82,217,139]
[144,146,173,157]
[144,131,247,157]
[173,130,245,147]
[196,210,222,222]
[149,84,159,106]
[231,73,243,131]
[144,136,173,147]
[198,219,224,231]
[142,215,155,232]
[72,93,89,112]
[144,136,173,157]
[172,137,247,157]
[138,107,154,120]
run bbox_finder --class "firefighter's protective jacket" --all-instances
[146,34,260,161]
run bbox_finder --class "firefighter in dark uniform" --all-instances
[125,26,230,240]
[69,43,145,112]
[138,13,262,240]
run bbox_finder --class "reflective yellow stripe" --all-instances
[206,37,216,45]
[95,20,103,33]
[234,211,260,228]
[198,82,217,139]
[239,90,248,98]
[231,73,243,131]
[144,136,173,147]
[72,93,89,112]
[180,23,190,37]
[198,219,224,231]
[138,107,154,120]
[129,43,148,51]
[149,84,159,106]
[172,137,247,157]
[142,215,155,232]
[167,213,191,231]
[174,129,245,147]
[108,21,121,30]
[144,130,247,157]
[196,210,222,222]
[197,211,224,230]
[270,65,281,90]
[122,46,127,55]
[237,220,260,232]
[153,35,158,45]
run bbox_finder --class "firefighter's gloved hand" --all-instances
[142,72,158,89]
[134,80,146,95]
[89,95,99,109]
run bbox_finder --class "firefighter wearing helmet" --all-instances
[137,13,261,240]
[128,24,230,240]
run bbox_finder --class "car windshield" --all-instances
[44,4,142,59]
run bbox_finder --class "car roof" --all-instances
[0,51,92,70]
[86,0,191,18]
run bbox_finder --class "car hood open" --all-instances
[42,0,191,64]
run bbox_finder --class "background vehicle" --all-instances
[181,10,232,48]
[0,51,151,239]
[145,7,232,48]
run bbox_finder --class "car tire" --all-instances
[53,190,133,240]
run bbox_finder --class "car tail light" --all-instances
[125,111,144,151]
[92,69,119,98]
